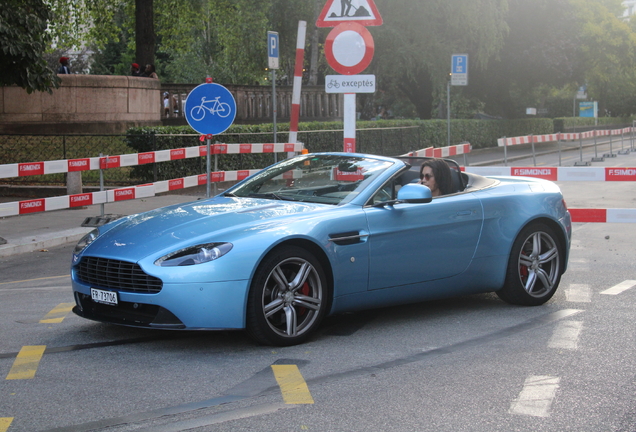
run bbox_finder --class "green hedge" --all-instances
[123,118,556,182]
[553,116,634,132]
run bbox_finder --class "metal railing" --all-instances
[160,84,344,123]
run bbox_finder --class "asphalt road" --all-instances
[0,147,635,432]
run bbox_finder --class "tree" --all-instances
[469,0,584,117]
[372,0,508,119]
[572,0,636,115]
[136,0,155,68]
[0,0,60,93]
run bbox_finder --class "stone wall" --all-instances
[0,75,162,134]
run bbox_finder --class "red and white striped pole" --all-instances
[343,93,356,152]
[288,20,307,157]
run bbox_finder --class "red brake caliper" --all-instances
[298,282,310,316]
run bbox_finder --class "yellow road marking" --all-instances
[271,365,314,405]
[6,346,46,380]
[0,275,68,286]
[0,418,13,432]
[40,303,75,323]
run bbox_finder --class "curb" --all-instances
[0,227,93,258]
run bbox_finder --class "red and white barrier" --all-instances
[0,185,155,217]
[0,165,268,217]
[498,127,636,147]
[464,166,636,181]
[288,21,307,147]
[0,143,304,180]
[569,208,636,223]
[3,165,636,222]
[403,143,472,158]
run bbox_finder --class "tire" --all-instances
[246,246,329,346]
[496,223,563,306]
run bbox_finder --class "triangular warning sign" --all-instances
[316,0,383,27]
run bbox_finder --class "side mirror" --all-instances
[397,183,433,204]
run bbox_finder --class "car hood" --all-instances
[82,197,328,261]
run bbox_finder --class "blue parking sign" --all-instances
[185,83,237,135]
[451,54,468,86]
[268,31,279,69]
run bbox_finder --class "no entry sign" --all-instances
[324,22,374,75]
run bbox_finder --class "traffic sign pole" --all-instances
[344,93,356,152]
[268,31,280,154]
[207,137,212,198]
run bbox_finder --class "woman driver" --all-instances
[419,159,453,197]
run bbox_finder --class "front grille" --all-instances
[75,257,163,293]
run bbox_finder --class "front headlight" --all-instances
[155,242,233,267]
[73,229,99,255]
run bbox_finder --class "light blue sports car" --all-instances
[71,152,571,346]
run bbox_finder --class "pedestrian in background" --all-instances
[131,63,141,76]
[58,57,71,74]
[144,64,158,79]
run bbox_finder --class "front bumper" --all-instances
[71,279,250,330]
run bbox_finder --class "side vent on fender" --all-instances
[328,231,369,246]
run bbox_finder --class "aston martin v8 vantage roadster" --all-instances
[71,152,571,346]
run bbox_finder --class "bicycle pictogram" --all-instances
[190,96,232,121]
[326,78,340,89]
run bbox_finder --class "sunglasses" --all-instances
[420,173,434,181]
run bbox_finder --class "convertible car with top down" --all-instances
[71,152,571,346]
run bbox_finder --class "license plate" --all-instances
[91,288,118,306]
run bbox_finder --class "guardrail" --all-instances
[497,127,636,166]
[0,143,302,180]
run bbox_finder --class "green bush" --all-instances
[553,116,634,132]
[123,117,558,182]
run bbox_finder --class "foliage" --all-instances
[571,0,636,115]
[0,0,60,93]
[372,0,509,119]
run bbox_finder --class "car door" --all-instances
[363,192,483,291]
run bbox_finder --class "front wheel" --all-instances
[190,106,205,121]
[246,246,329,346]
[497,223,563,306]
[216,102,232,118]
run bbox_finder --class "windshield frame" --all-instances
[225,153,400,206]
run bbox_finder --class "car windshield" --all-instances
[228,154,395,205]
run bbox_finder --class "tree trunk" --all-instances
[308,0,320,86]
[135,0,155,69]
[397,70,435,120]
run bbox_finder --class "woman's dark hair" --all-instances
[420,159,453,196]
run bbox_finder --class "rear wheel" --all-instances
[246,246,329,346]
[497,223,563,306]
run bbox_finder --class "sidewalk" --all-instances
[0,139,627,258]
[0,193,201,258]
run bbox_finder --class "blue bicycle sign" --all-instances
[190,96,232,121]
[185,83,237,135]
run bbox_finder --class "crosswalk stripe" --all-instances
[601,280,636,295]
[548,321,583,350]
[6,346,46,380]
[39,303,75,323]
[271,365,314,405]
[565,284,591,303]
[510,375,560,417]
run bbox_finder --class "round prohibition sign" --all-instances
[325,22,375,76]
